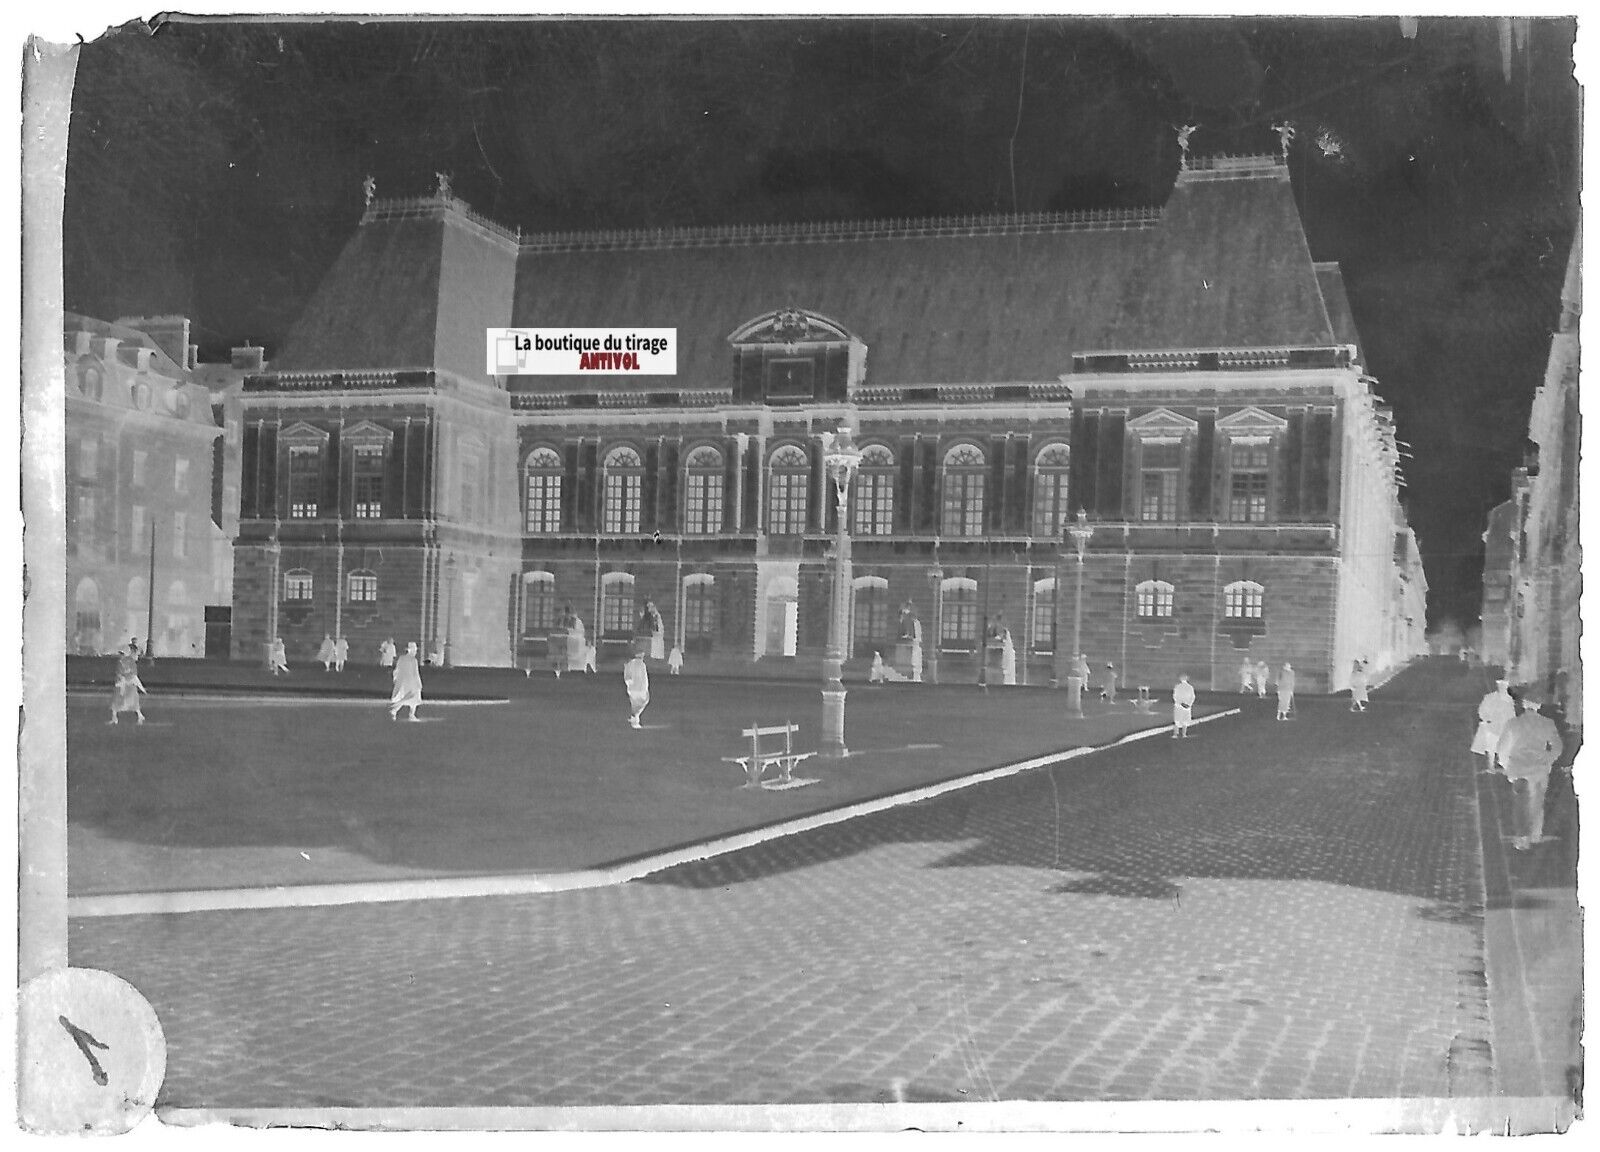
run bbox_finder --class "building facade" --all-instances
[64,314,223,656]
[1480,225,1581,727]
[233,154,1427,691]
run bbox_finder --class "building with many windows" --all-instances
[231,153,1427,690]
[63,314,224,656]
[1480,225,1580,727]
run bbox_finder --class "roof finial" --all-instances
[362,174,376,207]
[1271,121,1296,161]
[435,171,452,199]
[1174,123,1198,170]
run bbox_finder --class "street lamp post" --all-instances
[1066,509,1094,718]
[820,422,862,758]
[443,554,457,668]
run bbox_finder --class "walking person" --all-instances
[377,637,396,669]
[333,635,349,672]
[389,641,424,721]
[1239,656,1255,693]
[1496,692,1562,850]
[638,600,665,662]
[317,633,336,672]
[1471,678,1517,775]
[1254,660,1270,699]
[624,650,650,729]
[1172,673,1196,738]
[1100,662,1119,705]
[1348,659,1370,712]
[1275,663,1296,720]
[108,641,147,725]
[667,645,684,675]
[269,637,289,676]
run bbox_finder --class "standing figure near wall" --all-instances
[1471,678,1517,774]
[1101,662,1119,705]
[1240,657,1255,693]
[896,601,923,683]
[638,600,665,661]
[333,635,349,672]
[378,637,396,668]
[997,617,1016,687]
[1172,673,1195,738]
[317,633,336,672]
[269,637,289,676]
[1348,659,1369,712]
[1275,663,1296,720]
[1254,660,1270,699]
[1496,693,1562,850]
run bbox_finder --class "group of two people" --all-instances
[1471,677,1565,851]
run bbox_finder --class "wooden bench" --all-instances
[722,722,819,790]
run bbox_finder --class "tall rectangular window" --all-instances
[288,445,320,518]
[1228,442,1271,523]
[767,470,809,535]
[74,491,97,548]
[525,471,562,533]
[352,445,385,518]
[522,574,556,635]
[174,457,190,494]
[347,571,379,603]
[683,577,717,652]
[941,471,985,537]
[1139,441,1181,522]
[940,581,979,649]
[603,473,642,533]
[459,454,481,523]
[78,438,98,479]
[132,450,147,487]
[852,581,891,657]
[853,471,895,535]
[1032,580,1056,652]
[683,471,723,535]
[601,577,635,637]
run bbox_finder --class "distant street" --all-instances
[70,661,1535,1109]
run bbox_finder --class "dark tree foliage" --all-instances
[61,16,1578,625]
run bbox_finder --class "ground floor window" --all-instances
[601,573,635,638]
[683,574,716,653]
[852,576,891,658]
[939,577,979,651]
[1031,578,1056,653]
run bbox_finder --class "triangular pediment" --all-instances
[1216,406,1289,433]
[279,421,329,443]
[342,419,394,443]
[1127,408,1200,436]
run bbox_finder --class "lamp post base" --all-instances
[820,686,848,758]
[1066,675,1085,718]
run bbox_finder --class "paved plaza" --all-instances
[65,660,1579,1125]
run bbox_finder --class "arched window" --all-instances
[851,574,891,658]
[683,446,724,535]
[347,569,378,603]
[940,444,986,537]
[1031,577,1057,653]
[601,571,635,638]
[130,381,152,410]
[522,571,556,635]
[853,444,895,536]
[1223,580,1264,620]
[1136,579,1175,619]
[939,576,979,650]
[524,447,563,534]
[602,447,643,534]
[283,569,314,601]
[767,444,810,535]
[1032,443,1071,537]
[682,572,717,652]
[170,389,192,420]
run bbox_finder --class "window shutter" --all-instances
[260,423,279,519]
[323,426,340,517]
[1281,411,1305,521]
[1096,413,1124,517]
[1192,414,1215,519]
[641,441,659,534]
[807,441,824,532]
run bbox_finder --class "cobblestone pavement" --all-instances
[70,661,1499,1110]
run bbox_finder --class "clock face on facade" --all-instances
[17,967,167,1135]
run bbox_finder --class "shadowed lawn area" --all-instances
[66,673,1223,893]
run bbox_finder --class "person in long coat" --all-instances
[1101,662,1119,705]
[639,601,665,661]
[1275,663,1296,720]
[1497,693,1562,850]
[109,641,147,725]
[624,652,650,728]
[1240,657,1256,693]
[1172,673,1196,738]
[1348,659,1370,712]
[389,641,424,721]
[997,618,1017,686]
[332,635,349,672]
[377,637,397,668]
[317,633,336,671]
[269,637,289,676]
[1254,660,1270,699]
[1471,679,1517,774]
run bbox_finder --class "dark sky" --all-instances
[61,16,1581,629]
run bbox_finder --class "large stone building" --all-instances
[63,314,224,656]
[231,153,1427,691]
[1480,225,1581,727]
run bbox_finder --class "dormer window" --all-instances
[1216,407,1289,525]
[1127,409,1200,524]
[727,308,866,405]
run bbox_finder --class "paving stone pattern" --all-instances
[69,661,1497,1109]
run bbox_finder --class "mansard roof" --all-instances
[273,154,1345,394]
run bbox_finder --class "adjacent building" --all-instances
[1480,225,1581,727]
[231,153,1428,691]
[64,314,223,656]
